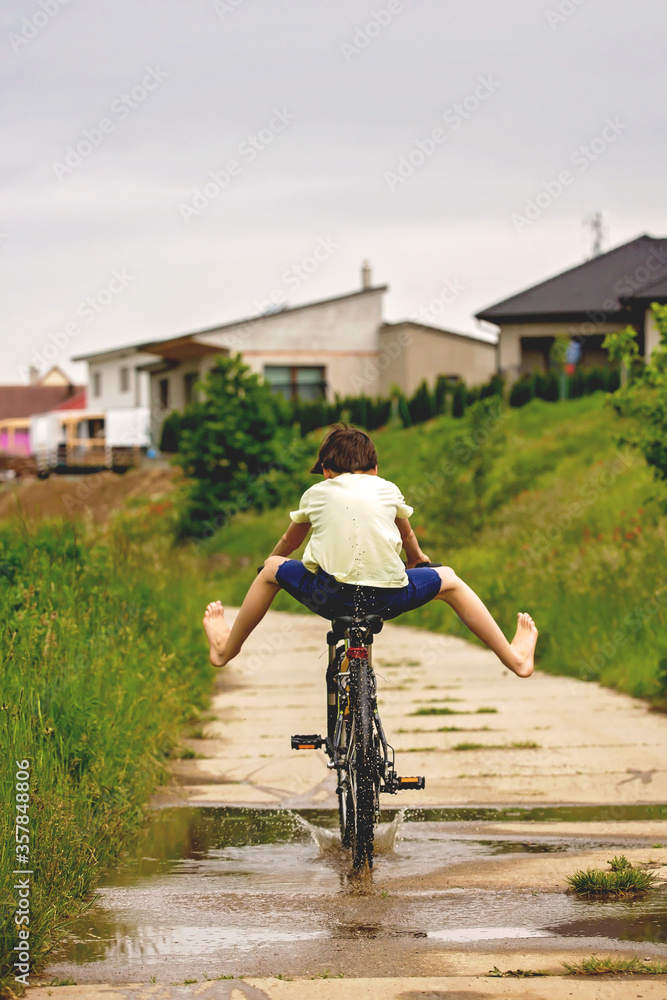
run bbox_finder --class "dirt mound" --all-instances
[0,463,180,524]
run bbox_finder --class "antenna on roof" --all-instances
[584,211,606,258]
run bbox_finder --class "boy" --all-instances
[203,424,537,677]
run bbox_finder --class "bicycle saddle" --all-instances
[328,614,384,643]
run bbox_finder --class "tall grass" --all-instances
[0,509,214,994]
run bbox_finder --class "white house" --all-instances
[74,265,497,443]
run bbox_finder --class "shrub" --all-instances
[174,355,309,538]
[408,381,436,424]
[451,381,468,418]
[509,374,535,408]
[159,411,182,453]
[567,866,656,897]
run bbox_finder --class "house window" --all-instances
[93,371,102,397]
[119,366,130,393]
[158,378,170,408]
[263,365,326,402]
[183,371,199,405]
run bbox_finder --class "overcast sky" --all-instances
[2,0,666,384]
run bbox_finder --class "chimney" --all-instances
[361,260,372,290]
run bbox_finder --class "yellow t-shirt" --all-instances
[289,473,414,588]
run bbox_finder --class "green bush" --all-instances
[159,410,182,453]
[451,381,468,418]
[509,374,535,408]
[408,381,436,424]
[174,355,311,538]
[534,370,559,402]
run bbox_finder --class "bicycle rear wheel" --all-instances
[349,657,380,869]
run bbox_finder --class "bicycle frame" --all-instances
[292,614,425,867]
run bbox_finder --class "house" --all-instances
[475,234,667,381]
[74,264,497,442]
[0,366,84,456]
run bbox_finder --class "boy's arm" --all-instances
[395,517,429,569]
[270,520,311,557]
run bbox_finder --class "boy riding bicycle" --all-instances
[203,424,537,677]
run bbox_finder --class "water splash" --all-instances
[374,810,404,854]
[296,815,343,856]
[291,810,404,858]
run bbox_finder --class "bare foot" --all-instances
[203,600,230,667]
[509,611,538,677]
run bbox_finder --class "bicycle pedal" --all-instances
[396,775,425,790]
[291,734,324,750]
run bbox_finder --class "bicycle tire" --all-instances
[349,657,380,869]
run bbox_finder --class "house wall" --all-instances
[149,359,208,425]
[241,349,377,400]
[375,323,496,396]
[190,289,385,400]
[498,321,626,380]
[88,352,157,410]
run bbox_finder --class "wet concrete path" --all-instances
[35,610,667,997]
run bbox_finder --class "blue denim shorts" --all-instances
[274,560,442,622]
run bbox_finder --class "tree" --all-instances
[174,355,309,537]
[604,305,667,485]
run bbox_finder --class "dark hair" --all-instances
[310,423,378,475]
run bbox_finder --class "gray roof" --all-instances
[476,234,667,324]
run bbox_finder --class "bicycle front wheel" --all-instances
[349,657,380,869]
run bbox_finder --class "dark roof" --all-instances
[476,234,667,324]
[0,385,84,420]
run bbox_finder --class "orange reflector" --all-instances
[400,777,419,783]
[297,744,315,750]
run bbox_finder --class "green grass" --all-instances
[452,740,540,751]
[201,394,667,701]
[0,512,215,994]
[563,955,667,975]
[607,854,631,871]
[566,866,657,897]
[410,706,498,716]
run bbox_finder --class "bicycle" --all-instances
[291,608,426,869]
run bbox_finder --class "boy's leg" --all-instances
[434,567,537,677]
[203,556,287,667]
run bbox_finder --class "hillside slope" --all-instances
[202,395,667,699]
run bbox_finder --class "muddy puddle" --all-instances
[44,806,667,983]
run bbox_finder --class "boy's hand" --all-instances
[406,552,430,569]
